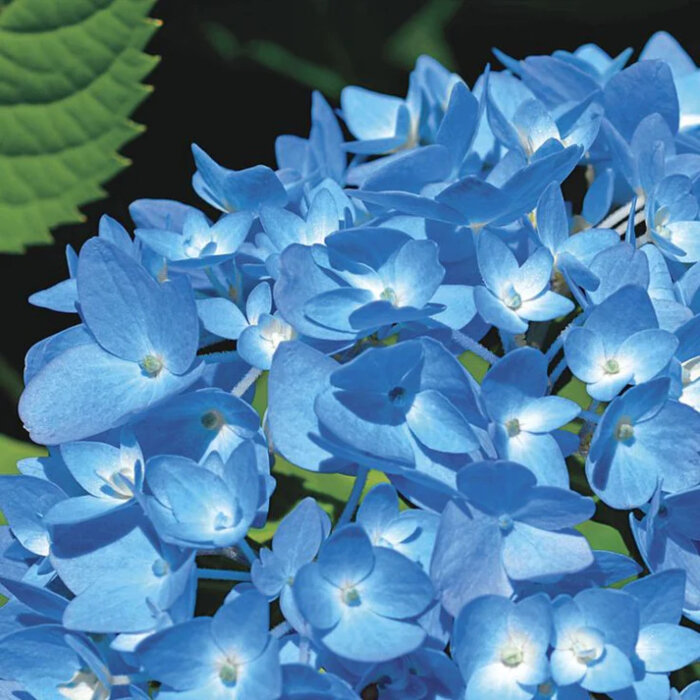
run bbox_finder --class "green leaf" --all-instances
[458,350,489,383]
[0,0,160,252]
[576,519,630,557]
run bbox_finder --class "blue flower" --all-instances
[42,431,144,526]
[480,347,580,486]
[144,444,261,549]
[565,285,678,401]
[0,625,146,700]
[355,483,439,571]
[646,174,700,263]
[641,31,700,132]
[192,143,288,213]
[431,460,594,616]
[550,588,638,693]
[19,238,203,444]
[198,282,297,369]
[135,208,253,268]
[252,498,330,632]
[51,507,195,634]
[275,229,475,341]
[630,486,700,622]
[475,231,574,334]
[138,590,282,699]
[292,524,434,662]
[275,91,347,190]
[586,378,700,508]
[310,338,487,496]
[535,182,618,290]
[619,571,700,699]
[340,79,421,155]
[452,594,552,700]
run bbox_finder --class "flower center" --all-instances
[537,682,555,698]
[151,558,169,577]
[615,419,634,442]
[498,514,514,532]
[201,409,225,431]
[603,358,620,374]
[219,663,238,686]
[141,354,163,377]
[380,287,398,306]
[500,643,524,667]
[505,418,521,437]
[504,291,522,310]
[572,638,602,665]
[213,511,234,530]
[388,386,407,405]
[342,587,361,606]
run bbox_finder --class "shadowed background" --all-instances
[1,0,697,438]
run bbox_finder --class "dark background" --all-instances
[2,0,698,439]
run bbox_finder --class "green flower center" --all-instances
[342,587,361,606]
[141,354,163,377]
[615,419,634,442]
[500,644,524,667]
[603,358,620,374]
[505,418,521,437]
[380,287,398,306]
[504,291,522,310]
[219,663,238,686]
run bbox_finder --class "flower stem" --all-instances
[197,568,252,582]
[232,366,262,397]
[451,329,499,364]
[598,195,645,230]
[237,539,258,564]
[271,621,291,638]
[548,356,568,387]
[336,466,369,526]
[579,409,600,424]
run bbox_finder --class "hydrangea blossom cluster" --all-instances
[2,31,700,699]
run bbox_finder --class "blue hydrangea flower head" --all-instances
[452,593,553,700]
[564,284,678,401]
[586,378,700,508]
[474,230,574,334]
[138,590,282,699]
[292,524,434,662]
[431,460,594,615]
[480,347,580,486]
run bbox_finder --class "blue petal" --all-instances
[0,476,65,556]
[318,525,374,587]
[19,341,203,445]
[320,604,425,663]
[636,622,700,672]
[267,341,348,472]
[137,618,219,690]
[502,524,593,580]
[406,389,478,453]
[430,503,512,616]
[198,297,249,340]
[77,238,199,373]
[362,547,433,618]
[212,590,269,662]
